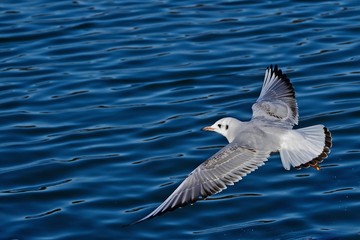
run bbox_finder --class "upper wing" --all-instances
[252,65,298,127]
[135,142,270,223]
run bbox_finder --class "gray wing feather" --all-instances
[135,142,270,223]
[252,65,298,126]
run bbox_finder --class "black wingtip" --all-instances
[129,218,146,226]
[267,64,296,98]
[126,214,154,226]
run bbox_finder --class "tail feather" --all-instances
[280,125,332,170]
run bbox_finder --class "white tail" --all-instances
[280,125,332,170]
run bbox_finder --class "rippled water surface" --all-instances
[1,0,359,239]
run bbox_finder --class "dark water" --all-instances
[1,0,359,239]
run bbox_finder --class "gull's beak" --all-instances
[202,126,215,131]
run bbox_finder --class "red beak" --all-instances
[202,126,215,131]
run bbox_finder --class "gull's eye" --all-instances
[226,125,229,130]
[218,124,222,128]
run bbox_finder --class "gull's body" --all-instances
[135,65,332,223]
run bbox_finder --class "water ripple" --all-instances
[1,0,359,239]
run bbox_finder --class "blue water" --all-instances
[1,0,359,239]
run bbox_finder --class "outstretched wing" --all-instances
[252,65,298,127]
[135,142,270,223]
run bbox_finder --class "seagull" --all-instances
[135,65,332,224]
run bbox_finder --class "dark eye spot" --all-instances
[218,124,221,128]
[225,125,229,130]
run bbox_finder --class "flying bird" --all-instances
[135,65,332,224]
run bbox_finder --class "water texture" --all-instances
[1,0,359,239]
